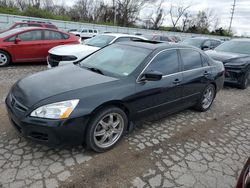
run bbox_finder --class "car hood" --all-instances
[205,50,250,66]
[12,65,117,108]
[49,44,99,57]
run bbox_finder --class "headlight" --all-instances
[30,100,79,119]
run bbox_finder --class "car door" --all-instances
[180,49,212,104]
[134,49,183,118]
[8,29,44,62]
[40,30,68,58]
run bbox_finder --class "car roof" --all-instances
[231,38,250,42]
[189,37,221,41]
[101,33,146,39]
[116,41,201,51]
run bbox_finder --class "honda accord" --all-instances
[5,41,224,152]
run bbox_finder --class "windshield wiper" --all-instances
[85,66,104,75]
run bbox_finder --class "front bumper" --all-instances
[224,68,243,85]
[5,96,90,147]
[47,54,77,68]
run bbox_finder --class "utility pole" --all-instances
[229,0,236,32]
[113,0,117,26]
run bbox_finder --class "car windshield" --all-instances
[0,28,24,38]
[215,40,250,55]
[182,38,205,47]
[80,44,151,77]
[85,35,116,48]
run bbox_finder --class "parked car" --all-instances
[0,27,80,67]
[181,37,222,50]
[206,39,250,89]
[0,21,58,33]
[47,33,146,67]
[144,34,175,43]
[70,28,99,39]
[6,41,224,152]
[236,157,250,188]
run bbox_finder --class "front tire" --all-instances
[238,71,250,89]
[0,50,11,67]
[86,106,128,152]
[194,84,216,112]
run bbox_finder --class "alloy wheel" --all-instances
[93,113,124,148]
[201,86,215,110]
[0,53,8,66]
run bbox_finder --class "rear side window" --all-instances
[44,30,64,40]
[14,23,28,28]
[180,49,202,71]
[18,30,42,41]
[63,33,69,39]
[115,37,131,42]
[28,23,42,27]
[94,30,97,33]
[146,50,179,75]
[46,25,57,29]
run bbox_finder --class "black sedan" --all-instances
[5,41,224,152]
[181,37,222,51]
[206,39,250,89]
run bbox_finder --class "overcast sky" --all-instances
[61,0,250,36]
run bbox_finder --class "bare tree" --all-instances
[181,12,192,31]
[169,3,191,29]
[151,0,164,29]
[115,0,150,26]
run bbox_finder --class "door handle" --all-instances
[173,79,181,84]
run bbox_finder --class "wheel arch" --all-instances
[90,100,130,120]
[83,100,131,146]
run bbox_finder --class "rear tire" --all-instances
[238,71,249,89]
[86,106,128,152]
[194,84,216,112]
[0,50,11,67]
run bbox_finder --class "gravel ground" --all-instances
[0,65,249,188]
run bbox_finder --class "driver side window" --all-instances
[146,50,179,75]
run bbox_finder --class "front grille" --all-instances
[48,54,62,67]
[9,94,28,113]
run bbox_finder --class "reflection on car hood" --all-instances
[12,64,117,107]
[205,50,250,66]
[49,44,99,57]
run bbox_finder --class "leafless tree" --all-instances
[151,0,164,29]
[115,0,151,26]
[169,3,191,29]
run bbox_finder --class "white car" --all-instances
[47,33,146,68]
[70,28,99,39]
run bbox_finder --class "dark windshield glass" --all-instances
[215,40,250,55]
[182,38,205,47]
[80,44,151,77]
[85,35,115,48]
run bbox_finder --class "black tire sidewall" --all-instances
[0,50,10,67]
[195,84,216,112]
[86,106,128,152]
[239,71,249,89]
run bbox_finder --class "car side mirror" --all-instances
[201,45,209,50]
[15,37,21,44]
[139,71,163,82]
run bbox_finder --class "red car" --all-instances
[0,21,58,33]
[0,27,80,67]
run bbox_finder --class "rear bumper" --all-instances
[6,99,90,147]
